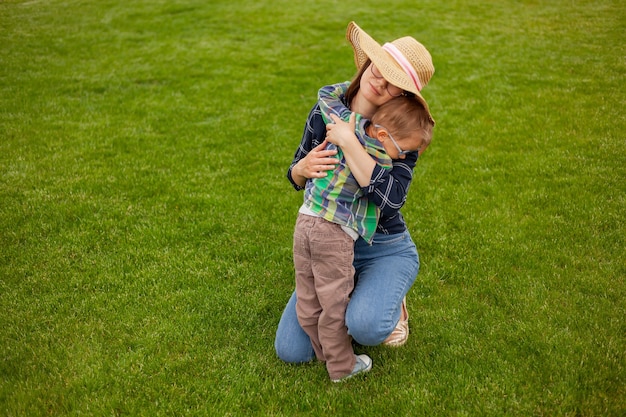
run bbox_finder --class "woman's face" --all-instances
[359,63,403,108]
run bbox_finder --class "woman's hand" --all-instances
[292,140,338,186]
[325,113,358,148]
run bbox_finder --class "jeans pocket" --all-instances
[371,233,406,246]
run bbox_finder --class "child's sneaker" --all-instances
[331,354,372,382]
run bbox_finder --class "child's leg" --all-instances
[293,214,325,361]
[306,219,356,380]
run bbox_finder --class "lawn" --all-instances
[1,0,624,416]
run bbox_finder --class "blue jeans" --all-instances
[275,230,420,363]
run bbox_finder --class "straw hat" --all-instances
[346,21,435,123]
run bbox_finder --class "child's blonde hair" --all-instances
[371,95,434,151]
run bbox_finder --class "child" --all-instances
[293,81,432,382]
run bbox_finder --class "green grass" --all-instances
[1,0,624,415]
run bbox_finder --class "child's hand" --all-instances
[325,112,357,148]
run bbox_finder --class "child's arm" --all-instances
[327,113,414,216]
[317,83,353,125]
[318,83,377,156]
[325,113,377,188]
[318,83,391,174]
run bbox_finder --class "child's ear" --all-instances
[376,129,388,142]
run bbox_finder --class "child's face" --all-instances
[374,125,423,159]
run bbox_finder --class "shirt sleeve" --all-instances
[361,151,418,217]
[287,103,327,191]
[317,83,371,146]
[317,82,353,124]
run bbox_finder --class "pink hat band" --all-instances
[382,42,423,92]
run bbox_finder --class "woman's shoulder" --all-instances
[305,102,327,142]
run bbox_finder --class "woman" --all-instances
[275,21,435,363]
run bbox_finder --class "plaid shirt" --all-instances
[288,91,419,236]
[303,83,392,243]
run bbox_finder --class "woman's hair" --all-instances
[371,96,434,150]
[344,59,371,107]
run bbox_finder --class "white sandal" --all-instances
[382,297,409,347]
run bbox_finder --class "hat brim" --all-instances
[346,21,434,124]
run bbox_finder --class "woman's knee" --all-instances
[346,308,392,346]
[275,338,315,364]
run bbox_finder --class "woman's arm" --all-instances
[287,104,338,190]
[369,155,417,218]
